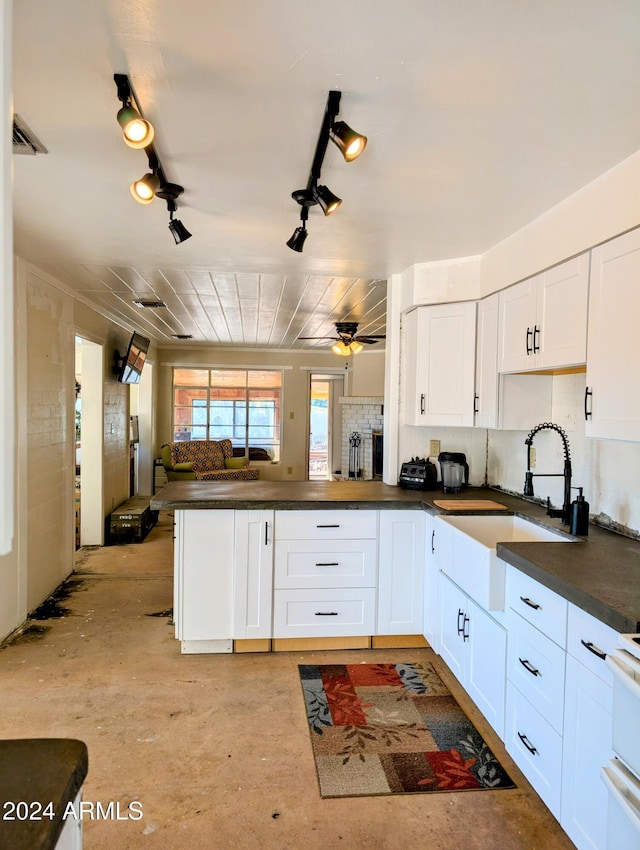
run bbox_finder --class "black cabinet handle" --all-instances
[420,393,426,415]
[315,611,338,616]
[431,529,435,555]
[315,562,340,567]
[518,732,538,755]
[520,596,541,610]
[462,615,470,642]
[264,521,269,545]
[519,657,541,677]
[457,609,465,636]
[584,386,593,420]
[316,524,340,528]
[581,639,607,660]
[533,325,541,353]
[473,393,479,415]
[526,327,533,355]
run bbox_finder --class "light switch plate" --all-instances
[429,439,440,457]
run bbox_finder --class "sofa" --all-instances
[160,439,260,481]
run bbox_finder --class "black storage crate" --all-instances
[109,497,158,544]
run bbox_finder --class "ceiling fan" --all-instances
[298,321,386,355]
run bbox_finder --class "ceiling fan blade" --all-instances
[355,335,386,343]
[297,336,339,341]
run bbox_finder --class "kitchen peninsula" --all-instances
[151,479,640,653]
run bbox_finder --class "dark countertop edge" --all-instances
[496,545,640,634]
[0,738,88,850]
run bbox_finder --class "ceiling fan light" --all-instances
[314,184,342,216]
[286,225,308,252]
[130,171,160,204]
[332,341,351,356]
[117,105,155,149]
[349,340,364,355]
[330,120,367,162]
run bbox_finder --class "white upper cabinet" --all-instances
[402,301,477,427]
[498,254,589,373]
[474,293,499,428]
[585,228,640,441]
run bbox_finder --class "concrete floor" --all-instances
[0,514,576,850]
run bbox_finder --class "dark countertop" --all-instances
[0,738,88,850]
[151,480,640,635]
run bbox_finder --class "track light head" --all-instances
[313,184,342,216]
[168,216,192,245]
[117,105,155,150]
[130,171,160,204]
[286,223,308,252]
[330,120,367,162]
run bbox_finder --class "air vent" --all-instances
[13,115,48,155]
[172,334,193,340]
[134,300,166,309]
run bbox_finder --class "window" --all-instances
[172,369,282,461]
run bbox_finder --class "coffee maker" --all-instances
[438,451,469,493]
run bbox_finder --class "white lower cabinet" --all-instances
[561,604,617,850]
[273,509,378,638]
[505,680,563,817]
[233,510,274,639]
[377,510,425,635]
[174,509,235,653]
[422,512,439,652]
[439,573,506,738]
[505,566,568,819]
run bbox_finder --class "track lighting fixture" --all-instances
[330,121,367,162]
[168,201,192,244]
[130,171,160,204]
[114,74,192,243]
[287,90,367,252]
[313,184,342,216]
[115,75,155,149]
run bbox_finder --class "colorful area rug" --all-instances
[299,661,515,798]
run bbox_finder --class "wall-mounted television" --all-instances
[114,332,150,384]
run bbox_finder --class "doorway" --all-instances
[75,336,104,547]
[308,373,344,480]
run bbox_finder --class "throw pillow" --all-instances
[225,457,249,469]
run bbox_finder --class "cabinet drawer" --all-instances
[274,539,377,589]
[507,611,566,733]
[505,682,562,819]
[274,510,377,541]
[566,603,618,685]
[273,588,376,638]
[506,567,567,648]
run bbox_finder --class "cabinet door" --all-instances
[438,574,467,685]
[378,510,425,635]
[466,597,506,739]
[537,254,589,369]
[176,509,234,648]
[586,229,640,441]
[498,277,538,372]
[474,293,499,428]
[561,655,612,850]
[403,302,477,426]
[402,307,428,425]
[422,513,439,651]
[234,510,274,639]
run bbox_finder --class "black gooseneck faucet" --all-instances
[523,422,572,526]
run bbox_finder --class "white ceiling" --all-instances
[11,0,640,349]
